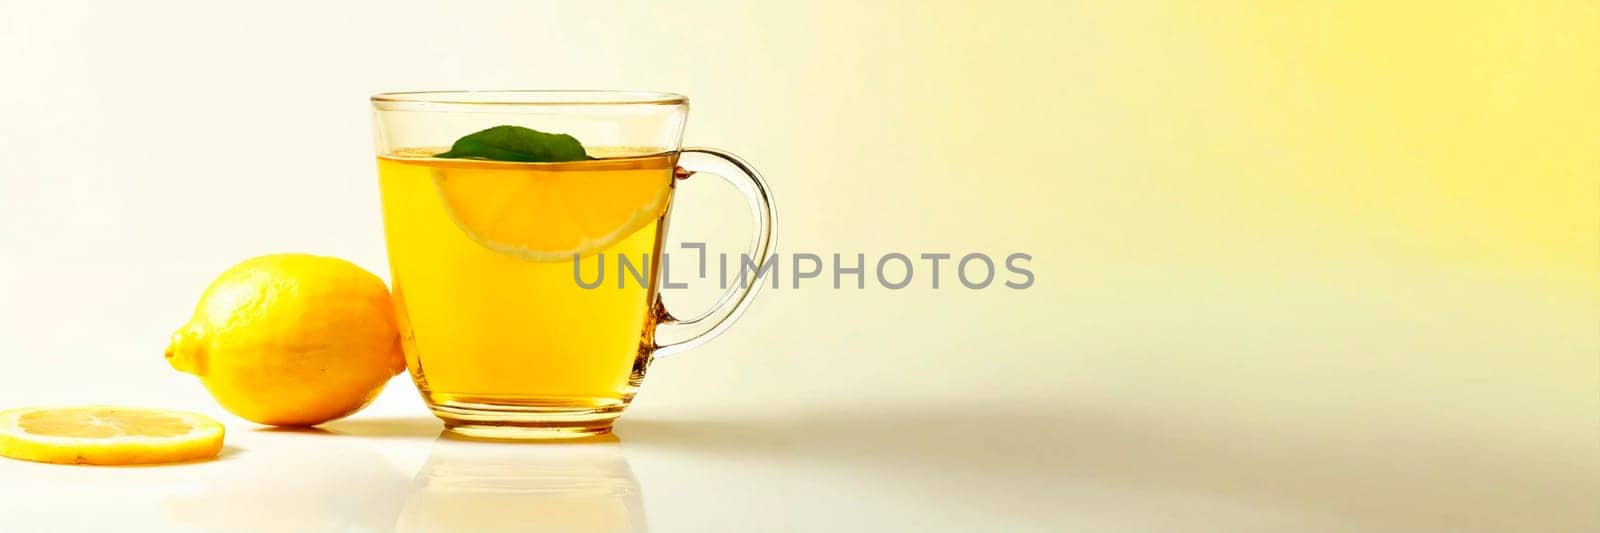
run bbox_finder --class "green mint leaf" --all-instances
[434,125,594,162]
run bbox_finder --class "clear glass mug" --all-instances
[371,91,775,438]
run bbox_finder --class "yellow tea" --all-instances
[373,91,776,439]
[377,148,675,432]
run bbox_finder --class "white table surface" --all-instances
[0,264,1592,533]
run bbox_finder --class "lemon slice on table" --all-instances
[431,158,673,262]
[0,406,224,465]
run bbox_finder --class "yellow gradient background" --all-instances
[0,1,1593,528]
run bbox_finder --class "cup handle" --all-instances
[651,147,777,359]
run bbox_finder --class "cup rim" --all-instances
[370,90,688,108]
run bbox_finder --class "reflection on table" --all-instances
[396,433,647,533]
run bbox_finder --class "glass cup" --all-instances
[371,90,775,438]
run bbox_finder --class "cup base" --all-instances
[426,396,627,440]
[444,422,612,440]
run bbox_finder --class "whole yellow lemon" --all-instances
[165,254,405,426]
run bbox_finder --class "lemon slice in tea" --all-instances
[431,153,674,262]
[0,406,225,465]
